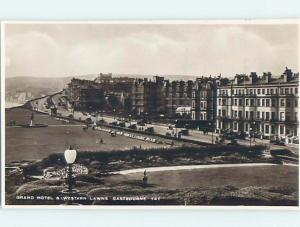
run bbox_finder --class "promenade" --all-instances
[29,92,299,153]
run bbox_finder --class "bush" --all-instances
[270,149,298,158]
[37,144,267,173]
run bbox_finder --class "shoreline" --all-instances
[5,102,24,109]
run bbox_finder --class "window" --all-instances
[234,99,237,106]
[265,125,269,134]
[280,125,284,134]
[262,89,265,94]
[286,112,291,121]
[245,123,249,131]
[256,111,260,119]
[218,109,221,116]
[257,99,260,106]
[250,99,254,106]
[280,88,284,94]
[271,125,275,134]
[222,99,226,105]
[245,111,249,119]
[267,89,269,94]
[295,100,298,107]
[285,88,289,94]
[239,111,243,118]
[262,99,265,106]
[239,99,243,106]
[280,99,285,107]
[246,99,249,106]
[295,112,298,121]
[271,112,275,120]
[280,112,284,121]
[257,89,261,94]
[270,89,274,94]
[271,99,276,107]
[234,110,238,118]
[286,99,291,107]
[266,99,270,107]
[250,111,254,119]
[233,122,237,130]
[218,98,221,105]
[295,87,298,94]
[266,112,270,120]
[222,110,226,116]
[262,112,265,120]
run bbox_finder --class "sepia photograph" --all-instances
[1,21,299,207]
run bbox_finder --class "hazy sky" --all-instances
[4,23,299,78]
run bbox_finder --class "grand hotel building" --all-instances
[216,68,299,141]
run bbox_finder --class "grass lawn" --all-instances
[5,108,299,206]
[5,107,68,125]
[106,165,298,190]
[6,164,298,206]
[5,108,168,163]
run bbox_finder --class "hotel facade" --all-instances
[191,76,217,122]
[68,68,299,143]
[216,68,299,141]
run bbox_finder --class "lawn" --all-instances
[6,164,298,206]
[6,107,67,125]
[106,165,298,190]
[4,108,299,206]
[5,108,168,163]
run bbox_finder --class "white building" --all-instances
[216,68,299,142]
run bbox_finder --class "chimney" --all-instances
[283,67,293,82]
[262,72,272,83]
[250,72,258,83]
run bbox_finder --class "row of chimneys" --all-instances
[237,67,296,84]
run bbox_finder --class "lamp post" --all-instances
[249,128,252,151]
[63,146,78,193]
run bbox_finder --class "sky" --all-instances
[4,22,300,78]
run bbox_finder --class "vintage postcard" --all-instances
[1,20,299,208]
